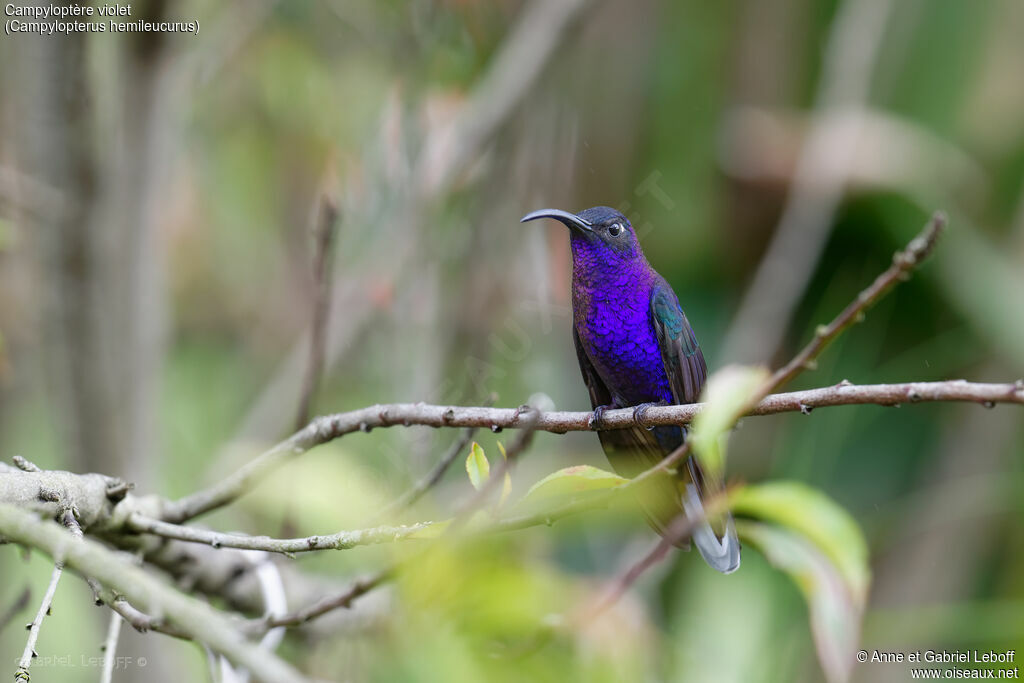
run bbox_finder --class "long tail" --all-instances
[681,455,740,574]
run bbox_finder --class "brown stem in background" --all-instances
[722,0,897,364]
[294,195,340,431]
[0,587,31,636]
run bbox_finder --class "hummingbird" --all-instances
[522,206,739,573]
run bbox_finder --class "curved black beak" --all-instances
[520,208,593,233]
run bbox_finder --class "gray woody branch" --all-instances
[0,503,309,683]
[3,382,1020,542]
[163,379,1023,524]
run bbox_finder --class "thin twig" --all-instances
[15,564,62,682]
[127,514,434,554]
[99,611,122,683]
[575,493,735,625]
[582,517,699,621]
[244,569,391,635]
[763,211,946,393]
[294,195,340,431]
[0,587,30,636]
[504,502,716,660]
[369,425,479,523]
[112,598,192,640]
[93,583,192,640]
[111,597,192,639]
[135,483,626,558]
[15,508,82,681]
[60,511,105,604]
[282,194,340,538]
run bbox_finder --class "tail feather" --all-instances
[682,484,740,573]
[681,456,740,574]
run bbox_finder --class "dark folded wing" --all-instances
[649,282,707,405]
[650,282,740,573]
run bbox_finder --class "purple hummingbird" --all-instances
[522,206,739,573]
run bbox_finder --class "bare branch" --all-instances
[294,195,340,431]
[15,564,63,682]
[0,503,310,683]
[163,377,1020,523]
[0,587,31,636]
[15,507,85,681]
[0,467,125,530]
[126,514,434,554]
[245,569,390,635]
[369,425,479,522]
[581,512,702,622]
[103,593,192,640]
[764,211,946,393]
[99,611,122,683]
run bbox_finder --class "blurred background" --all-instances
[1,0,1022,681]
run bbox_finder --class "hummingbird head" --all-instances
[520,206,641,262]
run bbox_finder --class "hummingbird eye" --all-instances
[608,222,623,237]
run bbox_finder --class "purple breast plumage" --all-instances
[570,238,674,407]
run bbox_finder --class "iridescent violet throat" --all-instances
[521,206,740,573]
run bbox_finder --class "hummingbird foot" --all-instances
[632,401,668,429]
[588,404,616,430]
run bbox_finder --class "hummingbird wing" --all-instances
[572,326,690,547]
[650,282,740,573]
[649,283,707,403]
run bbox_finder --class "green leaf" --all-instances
[732,482,871,683]
[465,442,490,491]
[496,442,511,506]
[518,465,628,504]
[731,481,870,599]
[737,520,862,683]
[690,364,769,479]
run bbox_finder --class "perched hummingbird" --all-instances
[522,206,740,573]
